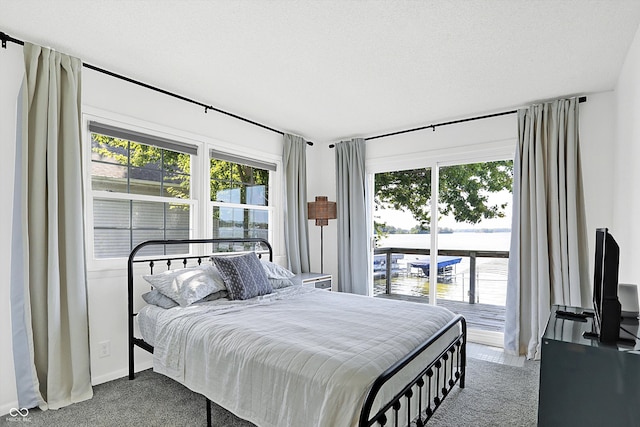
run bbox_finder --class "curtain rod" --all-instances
[0,31,313,146]
[328,96,587,148]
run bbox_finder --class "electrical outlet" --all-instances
[99,341,111,358]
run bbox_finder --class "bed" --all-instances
[128,238,466,427]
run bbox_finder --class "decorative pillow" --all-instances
[142,289,229,309]
[213,253,273,300]
[260,259,295,279]
[143,264,226,307]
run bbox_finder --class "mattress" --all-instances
[137,285,459,427]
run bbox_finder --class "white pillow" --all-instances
[260,259,295,279]
[268,278,295,289]
[143,264,226,307]
[142,289,229,309]
[142,289,179,309]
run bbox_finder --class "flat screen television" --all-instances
[590,227,622,344]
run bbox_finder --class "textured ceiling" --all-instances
[1,0,640,142]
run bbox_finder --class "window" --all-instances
[89,122,196,258]
[86,119,277,261]
[210,150,274,251]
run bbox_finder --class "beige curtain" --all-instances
[504,97,590,359]
[11,43,92,410]
[335,138,370,295]
[283,134,311,274]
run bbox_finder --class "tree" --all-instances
[375,160,513,231]
[93,135,270,239]
[209,159,269,204]
[209,159,269,241]
[92,134,191,201]
[92,135,269,205]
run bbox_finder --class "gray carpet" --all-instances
[428,358,539,427]
[1,357,540,427]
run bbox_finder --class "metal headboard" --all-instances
[127,237,273,379]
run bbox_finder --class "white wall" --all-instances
[579,91,617,278]
[306,92,617,293]
[0,42,288,413]
[83,69,288,385]
[306,95,612,347]
[305,142,338,280]
[614,23,640,285]
[0,30,629,414]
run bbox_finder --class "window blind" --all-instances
[88,121,198,156]
[209,149,277,171]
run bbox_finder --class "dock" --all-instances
[376,293,506,333]
[373,247,509,333]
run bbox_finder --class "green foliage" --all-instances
[92,133,271,241]
[209,159,269,204]
[375,160,513,227]
[209,160,270,239]
[91,134,191,201]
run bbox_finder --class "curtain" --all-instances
[335,138,369,295]
[10,43,93,410]
[504,97,589,359]
[283,134,311,274]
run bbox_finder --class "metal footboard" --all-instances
[359,315,467,427]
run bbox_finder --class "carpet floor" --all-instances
[2,356,540,427]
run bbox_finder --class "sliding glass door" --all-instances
[373,159,513,334]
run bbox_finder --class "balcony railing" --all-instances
[373,247,509,304]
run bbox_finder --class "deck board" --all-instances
[376,293,505,333]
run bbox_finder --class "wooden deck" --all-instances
[376,293,506,333]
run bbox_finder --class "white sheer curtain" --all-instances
[10,43,92,410]
[283,133,311,273]
[335,138,369,295]
[504,97,590,359]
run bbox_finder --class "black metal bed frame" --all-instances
[127,238,466,427]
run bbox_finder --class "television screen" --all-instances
[592,228,621,344]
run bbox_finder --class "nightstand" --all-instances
[293,273,332,291]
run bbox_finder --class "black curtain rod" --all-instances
[0,31,313,146]
[329,96,587,148]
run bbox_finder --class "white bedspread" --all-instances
[138,286,458,427]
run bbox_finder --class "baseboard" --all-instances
[468,329,504,348]
[91,361,153,386]
[0,400,19,417]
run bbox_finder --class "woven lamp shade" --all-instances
[308,196,337,226]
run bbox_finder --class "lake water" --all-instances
[375,232,511,306]
[378,232,511,251]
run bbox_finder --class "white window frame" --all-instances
[83,109,204,271]
[206,145,278,249]
[368,139,516,294]
[83,108,282,271]
[368,138,515,347]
